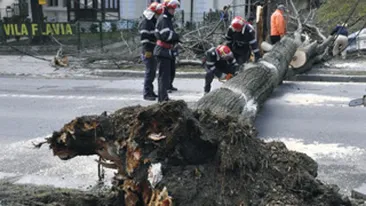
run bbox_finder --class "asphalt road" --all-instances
[0,76,220,190]
[255,81,366,193]
[0,76,366,194]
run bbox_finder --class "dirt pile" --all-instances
[28,100,354,205]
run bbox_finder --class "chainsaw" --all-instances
[349,95,366,107]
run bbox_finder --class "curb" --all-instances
[292,74,366,82]
[90,69,206,79]
[92,70,366,83]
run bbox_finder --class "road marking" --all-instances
[0,93,203,101]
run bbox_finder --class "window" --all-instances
[48,0,58,6]
[79,0,93,9]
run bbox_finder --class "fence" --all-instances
[0,11,231,55]
[0,19,138,52]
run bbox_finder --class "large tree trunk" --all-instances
[193,37,298,123]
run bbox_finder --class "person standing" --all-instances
[154,0,181,102]
[270,4,287,44]
[139,2,164,101]
[331,23,349,59]
[225,16,261,65]
[163,0,179,93]
[220,6,230,32]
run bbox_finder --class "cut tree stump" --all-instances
[291,36,333,74]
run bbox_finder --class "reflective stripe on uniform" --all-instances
[206,66,216,72]
[249,39,257,44]
[253,49,260,53]
[141,39,155,44]
[167,31,173,41]
[159,28,171,34]
[140,29,155,34]
[206,61,215,66]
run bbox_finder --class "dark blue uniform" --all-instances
[204,47,238,93]
[225,24,261,64]
[154,9,180,102]
[139,14,158,100]
[331,25,349,36]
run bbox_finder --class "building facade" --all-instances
[0,0,256,23]
[40,0,67,22]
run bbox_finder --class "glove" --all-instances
[173,50,179,57]
[225,73,233,80]
[144,51,153,58]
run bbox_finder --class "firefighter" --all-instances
[225,16,261,65]
[203,45,239,94]
[163,0,179,93]
[154,0,181,102]
[139,2,164,101]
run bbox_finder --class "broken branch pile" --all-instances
[41,100,352,206]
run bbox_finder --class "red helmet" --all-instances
[216,45,233,60]
[148,2,164,15]
[163,0,180,9]
[231,16,245,32]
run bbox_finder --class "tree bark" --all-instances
[193,37,298,123]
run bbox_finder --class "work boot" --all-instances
[143,95,156,101]
[170,86,178,91]
[168,86,178,93]
[152,92,158,97]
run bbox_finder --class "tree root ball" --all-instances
[36,100,353,206]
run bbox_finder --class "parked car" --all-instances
[347,28,366,53]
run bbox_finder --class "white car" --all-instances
[347,28,366,53]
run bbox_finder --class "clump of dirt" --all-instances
[31,100,355,205]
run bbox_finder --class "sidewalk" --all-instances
[0,55,365,82]
[0,55,206,79]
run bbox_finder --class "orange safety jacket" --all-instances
[270,9,286,36]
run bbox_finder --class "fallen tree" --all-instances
[24,13,349,206]
[17,2,353,205]
[24,36,357,206]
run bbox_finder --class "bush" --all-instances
[111,23,117,32]
[89,23,99,33]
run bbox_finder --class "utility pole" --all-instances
[263,0,268,41]
[190,0,193,26]
[30,0,44,43]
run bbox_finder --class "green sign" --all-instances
[3,23,73,36]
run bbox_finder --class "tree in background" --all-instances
[316,0,366,33]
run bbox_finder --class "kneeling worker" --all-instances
[203,45,239,94]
